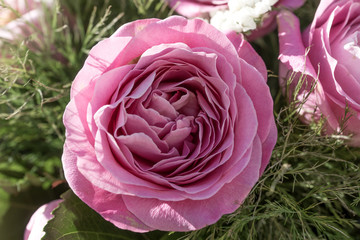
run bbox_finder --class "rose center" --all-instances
[145,89,200,151]
[0,7,17,27]
[165,89,200,117]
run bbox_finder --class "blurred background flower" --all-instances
[0,0,55,52]
[278,0,360,146]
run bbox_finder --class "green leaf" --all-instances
[43,190,185,240]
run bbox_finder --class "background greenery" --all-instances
[0,0,359,239]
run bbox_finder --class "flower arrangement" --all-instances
[0,0,359,239]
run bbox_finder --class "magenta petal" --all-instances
[310,28,341,100]
[277,10,317,79]
[240,58,273,142]
[232,85,258,158]
[226,32,267,81]
[117,133,166,161]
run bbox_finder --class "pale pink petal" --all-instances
[277,10,317,79]
[226,32,267,81]
[240,58,273,142]
[24,199,62,240]
[70,37,133,98]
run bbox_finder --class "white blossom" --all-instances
[210,0,279,33]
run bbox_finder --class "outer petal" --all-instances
[108,16,242,82]
[62,144,153,232]
[112,18,160,38]
[277,10,317,79]
[239,58,273,142]
[70,37,133,98]
[226,32,267,81]
[310,0,350,35]
[71,18,161,98]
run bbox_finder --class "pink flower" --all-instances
[0,0,54,47]
[62,16,277,232]
[24,199,62,240]
[278,0,360,146]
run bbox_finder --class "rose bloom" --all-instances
[167,0,304,39]
[278,0,360,146]
[0,0,53,47]
[23,199,62,240]
[62,16,277,232]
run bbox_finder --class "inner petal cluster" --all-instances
[94,44,235,190]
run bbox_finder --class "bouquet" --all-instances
[1,0,359,239]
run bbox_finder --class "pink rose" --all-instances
[24,199,62,240]
[0,0,54,47]
[278,0,360,146]
[62,16,277,232]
